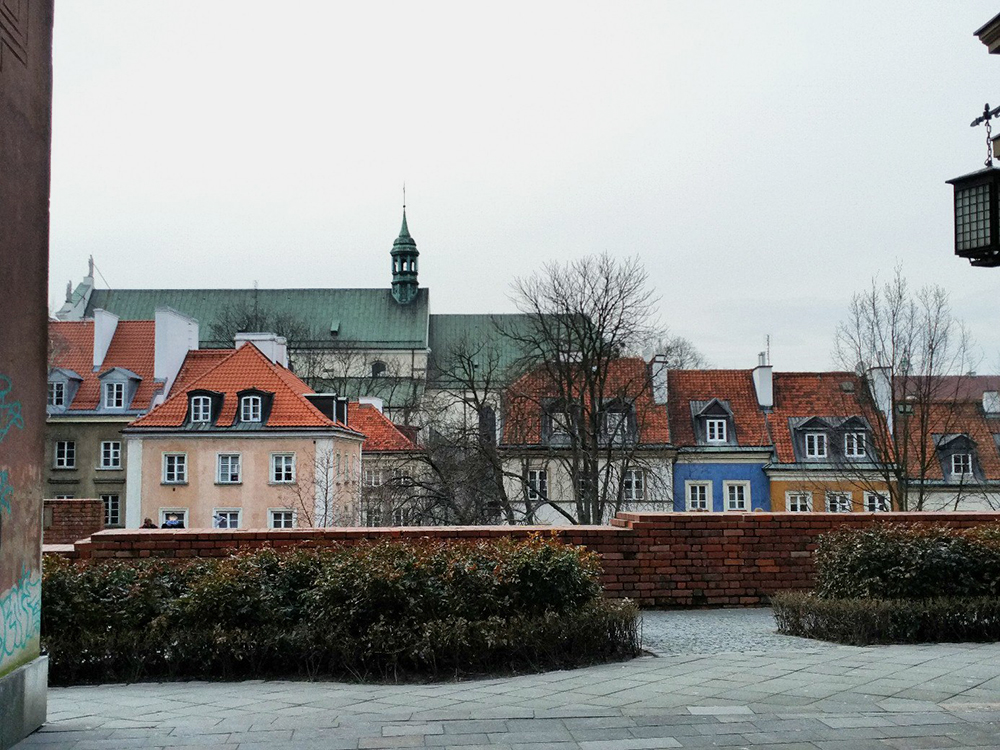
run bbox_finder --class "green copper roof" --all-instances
[393,209,417,252]
[427,314,536,386]
[86,288,430,349]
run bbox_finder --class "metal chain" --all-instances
[987,114,994,167]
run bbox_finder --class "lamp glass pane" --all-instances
[956,183,991,251]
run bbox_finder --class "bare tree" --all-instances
[652,332,708,369]
[834,268,976,510]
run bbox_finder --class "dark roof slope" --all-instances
[667,370,771,449]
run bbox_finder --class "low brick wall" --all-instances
[50,512,1000,607]
[42,498,104,544]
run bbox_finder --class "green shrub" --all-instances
[814,524,1000,600]
[42,536,638,685]
[773,591,1000,645]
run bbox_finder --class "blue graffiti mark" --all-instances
[0,469,11,517]
[0,565,41,662]
[0,374,24,444]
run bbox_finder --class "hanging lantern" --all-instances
[947,166,1000,267]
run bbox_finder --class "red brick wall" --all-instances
[43,499,104,545]
[50,512,1000,607]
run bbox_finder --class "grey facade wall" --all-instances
[45,418,130,525]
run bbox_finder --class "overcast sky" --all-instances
[49,1,1000,371]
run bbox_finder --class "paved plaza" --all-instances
[16,609,1000,749]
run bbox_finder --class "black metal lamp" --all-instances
[946,166,1000,267]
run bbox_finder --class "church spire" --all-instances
[391,201,419,305]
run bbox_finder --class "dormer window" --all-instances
[47,382,65,407]
[191,395,212,423]
[952,453,972,476]
[240,395,262,422]
[844,431,866,458]
[104,382,125,409]
[371,361,387,378]
[706,419,727,443]
[805,432,827,458]
[543,400,576,445]
[598,400,636,444]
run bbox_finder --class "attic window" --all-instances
[706,418,727,443]
[104,382,125,409]
[371,361,387,378]
[844,431,866,458]
[241,395,262,422]
[805,432,827,458]
[191,395,212,423]
[47,382,65,407]
[952,453,973,476]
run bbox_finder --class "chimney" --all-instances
[92,308,119,370]
[649,355,669,405]
[984,391,1000,414]
[335,396,350,426]
[751,352,773,410]
[359,396,384,413]
[155,307,199,396]
[234,332,288,367]
[304,393,337,421]
[867,366,894,436]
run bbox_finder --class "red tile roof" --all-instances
[348,403,420,452]
[49,320,161,411]
[131,343,356,431]
[503,358,670,445]
[666,369,771,449]
[170,349,231,393]
[908,394,1000,482]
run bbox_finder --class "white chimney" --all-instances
[984,391,1000,414]
[752,354,773,410]
[867,366,894,437]
[155,307,200,396]
[649,355,669,405]
[235,332,288,367]
[92,308,119,371]
[359,396,384,413]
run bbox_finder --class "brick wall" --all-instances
[43,498,104,545]
[50,512,1000,607]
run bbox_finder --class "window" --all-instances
[805,432,827,458]
[104,381,125,409]
[621,469,645,502]
[217,454,242,484]
[724,482,749,511]
[191,395,212,423]
[844,432,866,458]
[825,492,852,513]
[101,494,121,526]
[54,441,76,469]
[53,494,74,500]
[99,441,121,469]
[527,469,548,501]
[162,453,187,484]
[213,509,241,529]
[371,361,387,377]
[47,381,65,407]
[600,408,632,442]
[706,419,727,443]
[576,472,593,498]
[952,453,973,476]
[864,492,890,512]
[240,395,262,422]
[686,482,710,511]
[269,509,295,529]
[159,508,188,527]
[271,453,295,483]
[363,468,384,487]
[786,492,812,513]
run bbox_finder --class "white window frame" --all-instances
[825,492,853,513]
[685,481,711,511]
[864,492,890,512]
[268,508,296,529]
[158,508,188,527]
[104,381,126,409]
[527,468,548,501]
[99,440,122,470]
[217,453,242,484]
[191,395,212,423]
[622,468,645,502]
[101,493,121,526]
[270,453,295,483]
[53,494,74,500]
[162,453,188,484]
[786,491,812,513]
[844,431,866,458]
[723,481,750,511]
[952,453,973,477]
[212,508,242,529]
[599,408,630,441]
[363,467,384,487]
[805,432,828,459]
[47,381,65,407]
[240,395,262,422]
[706,418,727,443]
[54,440,76,469]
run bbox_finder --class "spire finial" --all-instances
[403,181,406,211]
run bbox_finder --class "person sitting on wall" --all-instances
[140,517,157,529]
[161,513,185,529]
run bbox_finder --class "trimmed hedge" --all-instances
[772,592,1000,645]
[42,536,640,684]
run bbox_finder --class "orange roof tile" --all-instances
[348,403,420,452]
[908,398,1000,481]
[666,369,771,449]
[170,349,231,393]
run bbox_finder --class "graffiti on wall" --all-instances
[0,374,24,444]
[0,566,41,660]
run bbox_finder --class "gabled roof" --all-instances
[667,370,770,449]
[170,349,231,392]
[130,343,356,431]
[83,288,430,350]
[911,399,1000,481]
[48,320,161,412]
[348,403,420,453]
[503,358,670,445]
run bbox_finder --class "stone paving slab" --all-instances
[15,609,1000,749]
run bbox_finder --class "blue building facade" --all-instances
[671,451,773,512]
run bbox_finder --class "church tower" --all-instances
[391,208,420,305]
